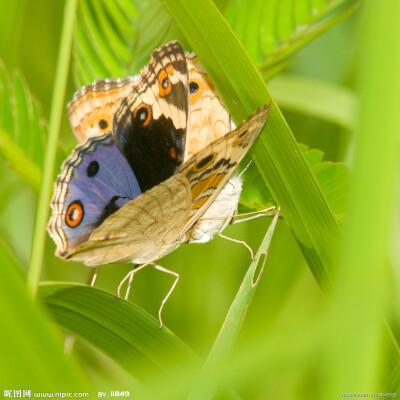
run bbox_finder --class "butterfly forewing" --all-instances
[112,41,189,192]
[68,77,138,143]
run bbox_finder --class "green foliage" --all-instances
[0,0,398,398]
[163,0,340,290]
[240,143,348,222]
[0,235,88,391]
[38,283,199,380]
[0,62,45,190]
[225,0,359,80]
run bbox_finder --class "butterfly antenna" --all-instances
[239,159,253,177]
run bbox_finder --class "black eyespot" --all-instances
[87,160,99,177]
[162,77,169,89]
[98,119,108,130]
[189,81,199,95]
[213,158,226,170]
[238,129,248,139]
[137,107,148,122]
[196,154,214,170]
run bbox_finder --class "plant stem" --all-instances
[27,0,78,297]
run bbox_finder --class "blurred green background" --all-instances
[0,0,399,399]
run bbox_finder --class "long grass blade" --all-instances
[321,0,400,395]
[188,210,280,399]
[28,0,78,296]
[162,0,341,291]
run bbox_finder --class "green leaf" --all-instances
[321,0,400,394]
[224,0,360,79]
[0,62,45,190]
[28,0,78,297]
[269,73,357,130]
[0,127,41,191]
[188,210,280,399]
[38,283,199,381]
[162,0,343,292]
[72,0,185,86]
[73,0,137,86]
[0,235,89,391]
[73,0,135,86]
[240,144,349,222]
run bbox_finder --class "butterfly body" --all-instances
[188,174,242,243]
[48,41,270,266]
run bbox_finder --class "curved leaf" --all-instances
[269,73,357,130]
[38,283,199,381]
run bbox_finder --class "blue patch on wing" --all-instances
[49,134,142,255]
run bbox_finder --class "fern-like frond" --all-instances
[72,0,183,87]
[72,0,137,87]
[224,0,360,80]
[240,143,348,222]
[0,61,46,191]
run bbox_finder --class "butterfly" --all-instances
[48,42,270,324]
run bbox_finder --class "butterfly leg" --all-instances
[88,267,98,286]
[117,263,151,300]
[217,232,255,260]
[217,207,276,260]
[230,206,276,225]
[151,263,180,329]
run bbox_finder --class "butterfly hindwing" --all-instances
[63,104,270,265]
[113,41,189,192]
[48,134,142,257]
[186,54,233,159]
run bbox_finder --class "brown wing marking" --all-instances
[179,103,270,231]
[64,174,192,266]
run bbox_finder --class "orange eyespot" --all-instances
[158,69,172,97]
[65,201,84,228]
[133,103,152,127]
